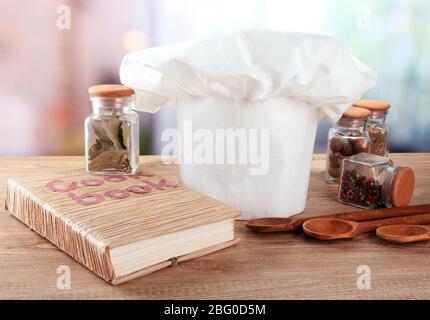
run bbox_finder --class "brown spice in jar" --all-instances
[353,139,369,154]
[327,137,370,181]
[368,126,387,156]
[341,142,353,156]
[330,138,344,152]
[328,166,340,178]
[329,152,343,167]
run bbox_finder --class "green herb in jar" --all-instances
[88,108,132,173]
[86,84,139,175]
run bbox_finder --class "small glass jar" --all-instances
[338,153,415,209]
[354,100,391,157]
[85,85,139,175]
[325,107,371,183]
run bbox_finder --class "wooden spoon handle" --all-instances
[311,204,430,223]
[356,213,430,234]
[248,205,430,233]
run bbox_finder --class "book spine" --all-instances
[5,179,114,283]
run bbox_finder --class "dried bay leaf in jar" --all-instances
[325,107,371,183]
[85,85,139,175]
[354,100,391,157]
[338,153,415,209]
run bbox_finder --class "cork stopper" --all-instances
[88,85,134,98]
[391,167,415,207]
[341,106,372,120]
[354,100,391,111]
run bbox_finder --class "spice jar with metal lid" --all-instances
[354,100,390,157]
[325,107,371,183]
[85,84,139,175]
[338,153,415,209]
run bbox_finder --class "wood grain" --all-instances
[0,154,429,299]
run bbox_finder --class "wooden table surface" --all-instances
[0,154,429,300]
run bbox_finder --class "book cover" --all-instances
[4,162,240,284]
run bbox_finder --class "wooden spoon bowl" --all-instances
[302,218,356,240]
[245,205,430,234]
[303,213,430,241]
[245,218,298,233]
[376,225,430,244]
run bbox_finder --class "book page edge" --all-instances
[111,238,241,285]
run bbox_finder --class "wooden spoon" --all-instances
[376,225,430,244]
[302,213,430,240]
[245,204,430,233]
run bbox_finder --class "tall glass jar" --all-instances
[85,85,139,175]
[354,100,391,156]
[325,107,371,183]
[338,153,415,209]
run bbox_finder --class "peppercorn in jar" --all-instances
[338,153,415,209]
[325,107,371,183]
[354,100,391,157]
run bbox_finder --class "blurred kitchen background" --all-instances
[0,0,429,156]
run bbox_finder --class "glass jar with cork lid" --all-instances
[354,100,390,157]
[325,106,371,183]
[85,84,139,175]
[338,153,415,209]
